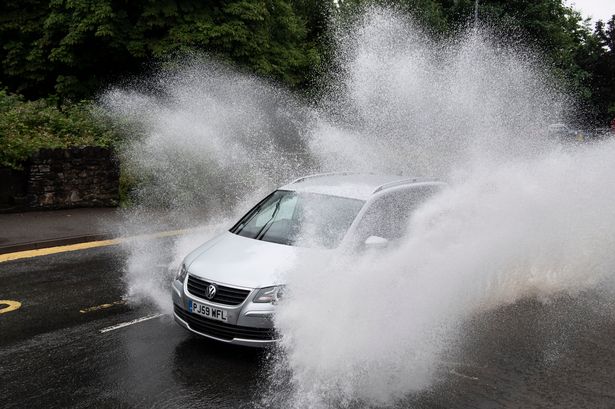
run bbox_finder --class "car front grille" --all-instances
[186,275,251,306]
[174,305,275,341]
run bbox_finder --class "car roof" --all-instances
[280,172,441,200]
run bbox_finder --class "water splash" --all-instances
[272,141,615,407]
[101,6,614,407]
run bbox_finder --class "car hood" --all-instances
[185,231,320,289]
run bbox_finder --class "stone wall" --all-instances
[19,147,119,210]
[0,167,27,210]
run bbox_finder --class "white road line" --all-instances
[99,313,163,333]
[439,360,487,369]
[449,368,479,381]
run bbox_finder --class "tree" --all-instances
[346,0,613,125]
[0,0,51,96]
[440,1,596,103]
[586,16,615,125]
[0,0,319,101]
[338,0,449,33]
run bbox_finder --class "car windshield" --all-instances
[230,190,365,248]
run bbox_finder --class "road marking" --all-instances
[99,313,163,333]
[439,360,487,369]
[80,300,126,314]
[0,228,197,263]
[0,300,22,314]
[449,368,479,381]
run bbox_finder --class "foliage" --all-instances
[584,16,615,124]
[0,90,121,169]
[0,0,613,125]
[0,0,319,101]
[336,0,615,125]
[438,0,612,124]
[337,0,449,33]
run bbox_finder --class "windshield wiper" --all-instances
[255,200,281,240]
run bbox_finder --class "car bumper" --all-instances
[172,278,277,348]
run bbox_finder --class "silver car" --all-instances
[172,173,443,347]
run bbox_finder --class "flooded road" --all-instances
[1,242,614,408]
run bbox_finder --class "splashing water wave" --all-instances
[273,143,615,407]
[101,7,615,407]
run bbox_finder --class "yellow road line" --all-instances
[0,300,22,314]
[80,300,126,314]
[0,228,196,263]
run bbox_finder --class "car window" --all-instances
[240,193,297,238]
[251,201,280,231]
[231,190,364,248]
[354,186,440,242]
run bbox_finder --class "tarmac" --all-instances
[0,206,210,255]
[0,208,122,254]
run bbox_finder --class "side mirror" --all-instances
[364,235,389,249]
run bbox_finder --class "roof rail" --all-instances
[288,171,369,185]
[372,177,441,194]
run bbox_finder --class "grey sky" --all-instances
[567,0,613,23]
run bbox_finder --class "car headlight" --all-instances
[253,286,284,304]
[175,263,188,283]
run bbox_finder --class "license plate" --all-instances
[189,300,228,322]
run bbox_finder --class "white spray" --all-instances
[101,7,615,407]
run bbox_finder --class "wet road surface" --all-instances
[0,244,265,408]
[1,241,615,408]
